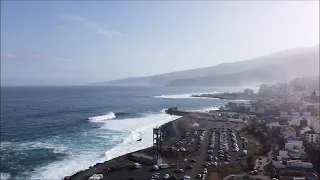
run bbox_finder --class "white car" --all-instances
[203,168,208,174]
[184,175,191,180]
[164,174,169,179]
[202,174,206,179]
[182,158,187,162]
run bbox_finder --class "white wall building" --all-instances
[303,117,320,133]
[287,137,303,148]
[300,127,312,135]
[302,112,312,116]
[285,143,300,150]
[291,111,301,116]
[306,133,319,143]
[278,150,289,159]
[280,111,289,116]
[272,160,313,169]
[288,117,301,126]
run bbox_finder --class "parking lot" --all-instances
[100,121,247,180]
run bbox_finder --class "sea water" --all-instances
[0,86,246,180]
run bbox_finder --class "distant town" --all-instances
[67,78,320,180]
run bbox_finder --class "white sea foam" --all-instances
[0,173,11,180]
[189,106,220,113]
[102,111,181,160]
[28,151,106,180]
[153,91,219,99]
[27,110,180,180]
[88,112,116,122]
[0,141,69,154]
[200,106,220,112]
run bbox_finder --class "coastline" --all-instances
[191,93,259,101]
[67,115,195,180]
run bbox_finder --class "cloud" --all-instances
[1,50,72,63]
[96,28,122,36]
[57,14,85,21]
[144,52,165,58]
[31,52,46,59]
[58,13,122,37]
[50,57,72,63]
[114,48,165,59]
[1,52,18,59]
[114,47,126,52]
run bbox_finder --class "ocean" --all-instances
[0,86,247,180]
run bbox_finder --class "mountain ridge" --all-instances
[92,45,319,87]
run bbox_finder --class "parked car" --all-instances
[174,169,184,173]
[183,175,191,180]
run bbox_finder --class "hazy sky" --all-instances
[1,1,319,86]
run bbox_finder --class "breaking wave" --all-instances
[0,141,70,154]
[0,173,11,180]
[27,110,180,180]
[102,110,181,161]
[153,91,219,99]
[88,112,116,122]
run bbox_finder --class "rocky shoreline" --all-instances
[191,93,259,100]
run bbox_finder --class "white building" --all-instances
[272,160,313,169]
[303,116,320,133]
[287,137,303,148]
[285,143,301,150]
[278,150,289,159]
[258,107,265,113]
[302,112,311,116]
[291,111,301,116]
[288,117,301,126]
[280,111,289,116]
[300,126,312,135]
[306,133,319,143]
[250,107,265,114]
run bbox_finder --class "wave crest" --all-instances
[0,173,11,180]
[88,112,116,122]
[154,91,219,99]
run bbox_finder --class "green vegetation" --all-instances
[210,163,247,179]
[304,141,320,174]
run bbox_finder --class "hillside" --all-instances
[290,76,320,90]
[92,45,319,87]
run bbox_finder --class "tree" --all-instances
[311,90,317,101]
[293,85,306,92]
[258,84,268,96]
[244,88,254,96]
